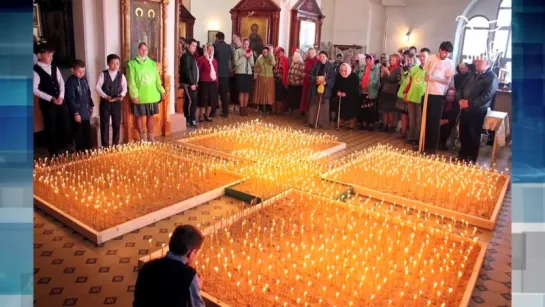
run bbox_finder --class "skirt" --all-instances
[275,80,287,101]
[379,92,398,112]
[253,75,275,105]
[395,97,409,113]
[198,81,218,107]
[358,93,377,124]
[131,102,159,116]
[235,74,253,93]
[307,98,330,128]
[287,85,303,110]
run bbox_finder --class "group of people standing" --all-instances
[34,41,166,156]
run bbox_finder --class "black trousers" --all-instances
[99,100,121,147]
[215,77,230,116]
[423,94,444,154]
[229,76,238,105]
[459,109,487,162]
[39,100,70,156]
[183,85,198,123]
[439,120,456,147]
[73,119,92,152]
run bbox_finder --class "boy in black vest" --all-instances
[33,44,69,156]
[96,54,127,147]
[65,60,94,152]
[134,225,205,307]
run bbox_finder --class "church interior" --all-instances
[33,0,512,306]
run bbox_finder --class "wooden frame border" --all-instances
[176,134,346,161]
[229,0,281,49]
[120,0,172,142]
[138,189,487,307]
[34,168,244,244]
[289,0,324,54]
[322,166,510,230]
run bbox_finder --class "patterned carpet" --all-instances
[33,111,511,306]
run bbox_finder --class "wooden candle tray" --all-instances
[322,167,510,231]
[138,189,486,307]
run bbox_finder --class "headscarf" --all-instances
[361,54,373,89]
[205,44,217,81]
[292,51,303,64]
[356,54,366,65]
[340,62,352,77]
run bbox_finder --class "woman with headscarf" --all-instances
[196,44,219,122]
[332,63,360,129]
[253,46,276,114]
[287,51,305,112]
[126,42,165,142]
[357,54,381,130]
[299,48,320,116]
[439,88,460,150]
[379,54,402,133]
[274,47,289,113]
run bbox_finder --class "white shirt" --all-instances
[95,70,128,99]
[33,61,65,101]
[425,54,455,95]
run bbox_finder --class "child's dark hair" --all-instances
[72,59,86,69]
[36,43,55,54]
[439,41,453,53]
[107,54,120,65]
[420,48,431,54]
[169,225,205,256]
[319,50,328,57]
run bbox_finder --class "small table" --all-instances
[482,110,510,164]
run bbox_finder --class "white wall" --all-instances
[383,0,500,61]
[320,0,385,54]
[74,0,177,115]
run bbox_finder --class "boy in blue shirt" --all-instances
[65,60,94,151]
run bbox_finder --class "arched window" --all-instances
[461,16,491,61]
[491,0,512,80]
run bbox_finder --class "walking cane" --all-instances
[337,96,342,129]
[418,63,434,153]
[418,83,430,153]
[314,74,326,129]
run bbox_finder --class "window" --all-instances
[459,0,512,79]
[461,16,491,61]
[492,0,512,80]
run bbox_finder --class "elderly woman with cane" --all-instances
[332,63,360,129]
[307,51,336,129]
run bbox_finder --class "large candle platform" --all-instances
[323,145,510,229]
[140,190,486,307]
[33,143,243,243]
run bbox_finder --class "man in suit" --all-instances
[212,32,233,118]
[456,57,498,163]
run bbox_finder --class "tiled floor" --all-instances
[34,111,511,306]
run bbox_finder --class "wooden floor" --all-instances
[33,110,511,307]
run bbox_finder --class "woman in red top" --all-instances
[274,47,289,114]
[299,48,319,116]
[197,44,219,122]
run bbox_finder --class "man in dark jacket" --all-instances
[180,39,199,128]
[213,32,233,118]
[456,57,498,163]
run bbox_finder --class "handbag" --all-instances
[395,97,408,113]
